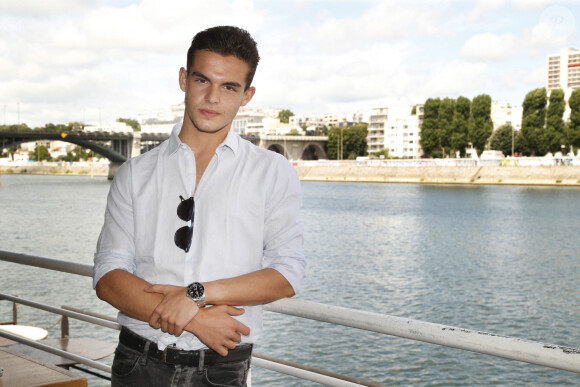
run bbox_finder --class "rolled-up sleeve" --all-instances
[93,162,136,289]
[262,156,307,294]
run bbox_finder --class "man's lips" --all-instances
[199,109,219,118]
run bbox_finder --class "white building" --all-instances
[491,101,522,131]
[85,121,134,133]
[139,102,184,133]
[547,48,580,92]
[367,105,422,158]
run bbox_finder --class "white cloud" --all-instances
[423,60,488,97]
[468,0,506,23]
[0,0,94,15]
[2,0,580,126]
[462,32,520,61]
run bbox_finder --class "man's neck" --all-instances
[179,121,230,156]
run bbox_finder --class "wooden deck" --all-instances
[0,346,87,387]
[5,337,115,368]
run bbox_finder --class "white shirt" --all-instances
[93,124,306,350]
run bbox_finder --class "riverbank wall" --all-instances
[3,160,580,186]
[0,163,109,177]
[295,165,580,185]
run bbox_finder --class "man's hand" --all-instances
[145,284,199,336]
[188,305,250,356]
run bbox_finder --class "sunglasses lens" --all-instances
[174,225,193,252]
[177,197,195,221]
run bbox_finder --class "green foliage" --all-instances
[29,145,52,161]
[521,88,547,156]
[419,98,440,157]
[489,124,516,156]
[0,124,31,131]
[437,97,456,155]
[58,146,96,162]
[39,122,84,132]
[468,94,493,155]
[450,96,470,157]
[277,109,295,124]
[545,89,566,153]
[373,148,389,158]
[411,105,416,115]
[327,123,368,160]
[567,89,580,149]
[117,118,141,132]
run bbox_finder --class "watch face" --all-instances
[188,282,204,299]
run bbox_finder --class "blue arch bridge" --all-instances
[0,130,328,179]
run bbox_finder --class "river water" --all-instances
[0,174,579,386]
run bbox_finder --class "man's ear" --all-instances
[241,86,256,107]
[179,67,187,92]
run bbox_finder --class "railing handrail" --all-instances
[2,250,580,380]
[0,293,371,386]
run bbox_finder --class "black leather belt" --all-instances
[119,327,252,366]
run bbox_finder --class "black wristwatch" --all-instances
[186,282,206,308]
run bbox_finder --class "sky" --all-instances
[1,0,579,128]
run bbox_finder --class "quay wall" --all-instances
[2,161,580,186]
[0,163,108,177]
[294,164,580,186]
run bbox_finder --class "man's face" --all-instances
[179,50,255,134]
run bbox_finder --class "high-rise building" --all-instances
[547,48,580,92]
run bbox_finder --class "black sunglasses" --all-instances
[174,195,195,252]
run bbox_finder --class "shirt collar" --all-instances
[166,123,240,158]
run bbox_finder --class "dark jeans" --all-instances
[111,341,251,387]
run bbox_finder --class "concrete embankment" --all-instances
[294,165,580,186]
[3,163,580,186]
[1,164,108,177]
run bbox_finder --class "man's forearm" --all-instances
[95,269,164,321]
[203,268,295,306]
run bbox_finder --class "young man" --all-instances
[93,26,306,386]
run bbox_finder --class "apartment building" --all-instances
[547,48,580,92]
[491,101,523,131]
[367,105,422,158]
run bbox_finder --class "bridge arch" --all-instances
[267,143,285,156]
[301,143,325,160]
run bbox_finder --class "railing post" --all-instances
[12,294,18,325]
[61,315,69,338]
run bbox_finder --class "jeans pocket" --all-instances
[111,344,142,378]
[203,359,250,387]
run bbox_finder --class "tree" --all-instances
[373,148,389,158]
[419,98,440,157]
[327,123,368,160]
[567,89,580,151]
[450,96,470,157]
[545,89,566,153]
[29,145,51,161]
[117,118,141,132]
[60,146,96,162]
[521,88,547,156]
[489,124,516,156]
[278,109,294,124]
[437,98,456,155]
[0,124,31,131]
[468,94,493,155]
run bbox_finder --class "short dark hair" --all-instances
[186,26,260,89]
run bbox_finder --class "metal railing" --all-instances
[2,249,580,386]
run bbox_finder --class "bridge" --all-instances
[0,130,328,178]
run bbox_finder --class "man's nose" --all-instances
[205,85,220,104]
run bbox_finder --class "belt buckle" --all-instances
[162,346,176,365]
